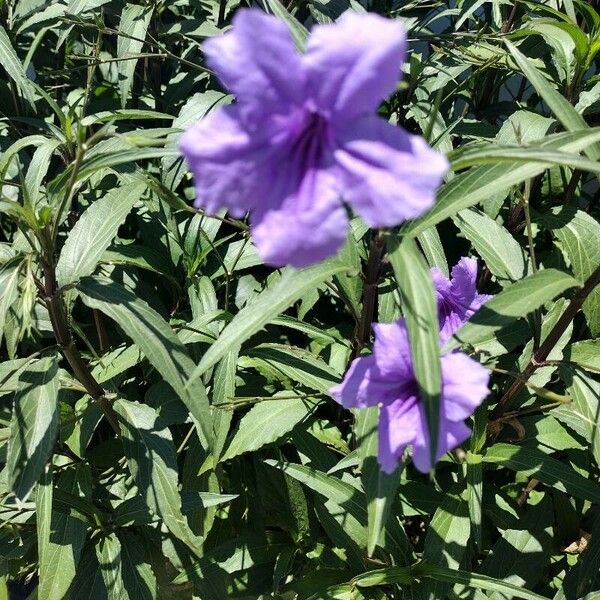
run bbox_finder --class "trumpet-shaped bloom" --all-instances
[432,257,492,341]
[180,9,449,267]
[330,320,489,473]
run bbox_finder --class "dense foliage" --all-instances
[0,0,599,598]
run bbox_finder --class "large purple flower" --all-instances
[432,257,492,341]
[180,9,449,267]
[330,320,489,473]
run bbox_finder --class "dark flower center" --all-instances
[290,110,332,172]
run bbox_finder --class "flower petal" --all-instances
[378,396,424,473]
[203,9,304,119]
[441,351,490,422]
[305,12,406,122]
[410,418,471,473]
[251,167,348,267]
[372,320,414,380]
[432,258,492,341]
[179,105,271,216]
[330,355,401,409]
[335,117,449,227]
[450,257,492,316]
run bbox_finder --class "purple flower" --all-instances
[180,9,449,267]
[432,257,492,341]
[330,320,489,473]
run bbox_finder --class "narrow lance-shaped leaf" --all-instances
[505,39,600,160]
[188,259,351,383]
[117,4,153,108]
[0,25,36,109]
[482,443,600,503]
[405,128,600,237]
[95,534,125,599]
[261,0,308,49]
[221,396,317,462]
[78,276,214,449]
[7,356,60,501]
[119,532,158,600]
[387,234,441,465]
[555,367,600,466]
[56,181,147,287]
[0,262,22,347]
[354,563,550,600]
[416,494,471,600]
[454,208,526,284]
[266,460,412,563]
[114,399,203,556]
[36,466,53,599]
[355,407,403,558]
[544,207,600,335]
[37,466,89,600]
[447,269,579,350]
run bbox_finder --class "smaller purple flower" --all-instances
[180,9,449,268]
[330,320,489,473]
[432,257,492,341]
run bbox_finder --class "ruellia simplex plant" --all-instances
[0,0,599,599]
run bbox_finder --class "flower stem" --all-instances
[354,230,385,354]
[41,256,120,434]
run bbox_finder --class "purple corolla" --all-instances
[432,257,492,341]
[180,9,449,267]
[330,319,490,473]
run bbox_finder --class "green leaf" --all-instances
[355,407,402,559]
[387,235,441,464]
[37,466,89,600]
[0,25,36,109]
[505,39,600,160]
[117,4,153,108]
[454,208,526,284]
[221,396,317,461]
[24,138,61,208]
[554,368,600,465]
[265,460,412,563]
[544,207,600,335]
[450,145,600,174]
[417,494,471,600]
[354,563,549,600]
[448,269,579,350]
[405,128,600,237]
[119,532,157,600]
[49,147,177,197]
[417,227,448,276]
[0,262,22,347]
[7,356,60,500]
[261,0,308,49]
[95,534,125,598]
[188,259,351,382]
[482,443,600,503]
[56,181,146,287]
[567,339,600,371]
[242,344,340,393]
[78,276,213,449]
[114,399,203,556]
[66,546,108,600]
[212,350,238,462]
[80,109,174,126]
[481,514,553,599]
[449,563,550,600]
[35,466,53,598]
